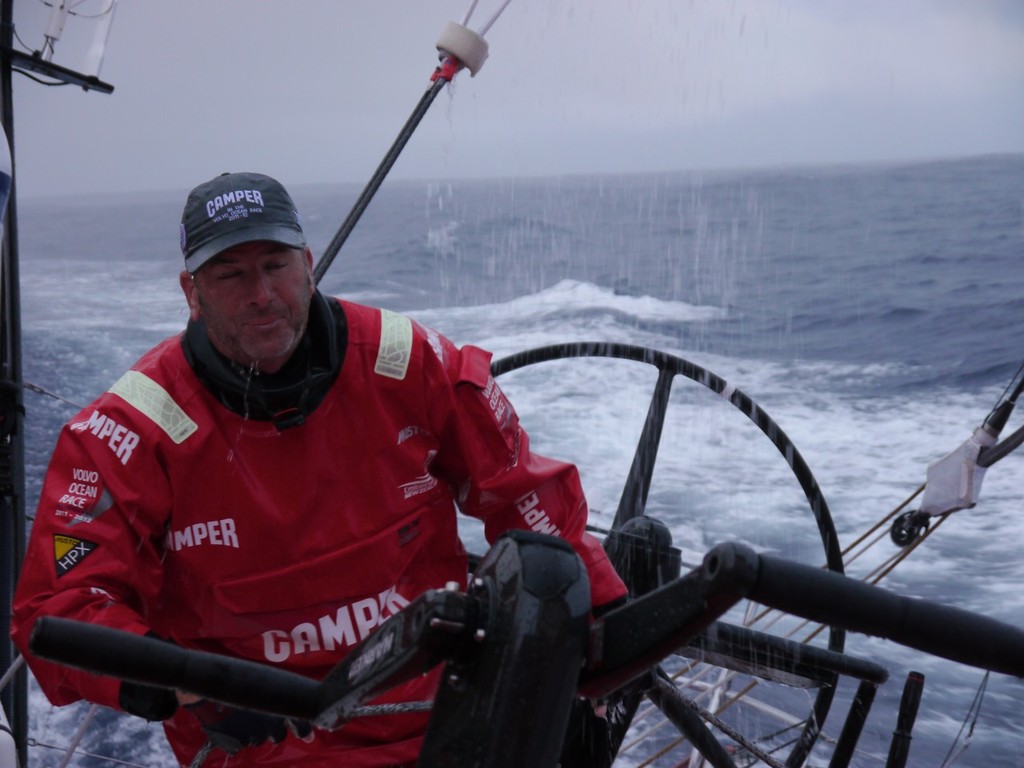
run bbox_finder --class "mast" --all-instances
[0,4,113,763]
[0,1,27,765]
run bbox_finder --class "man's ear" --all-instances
[304,247,316,293]
[179,270,202,321]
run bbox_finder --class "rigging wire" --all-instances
[0,653,24,692]
[985,360,1024,418]
[34,0,112,17]
[653,674,788,768]
[26,736,153,768]
[12,25,37,52]
[11,68,69,86]
[66,0,116,20]
[938,672,989,768]
[8,19,70,85]
[476,0,514,36]
[623,496,953,765]
[56,703,98,768]
[460,0,512,36]
[21,380,85,410]
[461,0,480,26]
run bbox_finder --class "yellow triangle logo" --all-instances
[53,535,97,577]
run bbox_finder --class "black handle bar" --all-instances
[30,541,1024,725]
[30,618,325,720]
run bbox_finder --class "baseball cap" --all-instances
[180,172,307,273]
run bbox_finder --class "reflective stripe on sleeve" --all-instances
[375,309,413,381]
[108,370,198,444]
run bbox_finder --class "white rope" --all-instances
[56,703,99,768]
[26,737,156,768]
[0,655,25,692]
[461,0,480,26]
[477,0,514,36]
[188,741,214,768]
[459,0,513,36]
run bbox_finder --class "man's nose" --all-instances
[246,271,275,303]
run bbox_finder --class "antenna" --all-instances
[41,0,73,62]
[7,0,116,93]
[34,0,121,82]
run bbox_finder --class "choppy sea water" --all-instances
[13,153,1024,766]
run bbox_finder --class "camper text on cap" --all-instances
[180,172,307,273]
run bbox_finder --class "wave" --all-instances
[415,277,722,328]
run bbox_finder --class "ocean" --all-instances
[12,153,1024,766]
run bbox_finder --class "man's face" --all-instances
[180,241,315,373]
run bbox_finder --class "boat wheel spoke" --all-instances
[493,342,848,767]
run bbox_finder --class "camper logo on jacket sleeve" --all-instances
[69,410,140,465]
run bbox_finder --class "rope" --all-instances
[461,0,480,26]
[56,704,99,768]
[841,485,923,560]
[25,737,156,768]
[351,701,432,716]
[474,0,514,36]
[658,682,788,768]
[21,379,85,410]
[0,653,25,691]
[622,493,955,763]
[188,741,213,768]
[939,672,989,768]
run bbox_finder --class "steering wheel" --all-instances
[492,342,846,768]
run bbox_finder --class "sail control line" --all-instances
[312,0,512,285]
[891,364,1024,545]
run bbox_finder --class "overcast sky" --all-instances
[8,0,1024,199]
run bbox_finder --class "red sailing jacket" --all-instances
[11,299,626,767]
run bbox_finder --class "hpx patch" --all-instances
[53,535,98,577]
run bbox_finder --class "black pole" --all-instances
[746,548,1024,677]
[312,65,456,285]
[0,0,27,764]
[886,672,924,768]
[829,680,879,768]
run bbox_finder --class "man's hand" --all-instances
[183,697,312,755]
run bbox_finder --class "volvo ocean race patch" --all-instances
[54,466,114,525]
[53,535,98,577]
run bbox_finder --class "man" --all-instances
[11,172,627,767]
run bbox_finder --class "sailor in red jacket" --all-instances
[11,172,627,767]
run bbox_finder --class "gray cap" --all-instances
[180,172,307,273]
